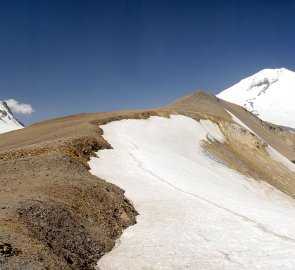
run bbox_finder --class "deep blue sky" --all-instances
[1,0,295,124]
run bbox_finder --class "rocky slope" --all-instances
[1,91,295,269]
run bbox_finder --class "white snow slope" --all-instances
[217,68,295,128]
[0,101,23,134]
[90,115,295,270]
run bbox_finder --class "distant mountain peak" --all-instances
[0,100,24,134]
[217,68,295,128]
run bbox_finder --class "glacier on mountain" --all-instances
[0,100,24,134]
[217,68,295,128]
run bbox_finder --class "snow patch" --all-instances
[267,146,295,172]
[89,115,295,270]
[226,110,255,133]
[200,119,225,142]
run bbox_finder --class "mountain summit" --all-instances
[217,68,295,128]
[0,100,24,133]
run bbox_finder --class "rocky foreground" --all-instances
[0,110,162,269]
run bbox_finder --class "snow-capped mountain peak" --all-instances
[217,68,295,128]
[0,100,24,134]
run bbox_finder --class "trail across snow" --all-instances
[89,115,295,270]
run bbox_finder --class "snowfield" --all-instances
[217,68,295,128]
[0,123,22,134]
[89,115,295,270]
[0,101,23,134]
